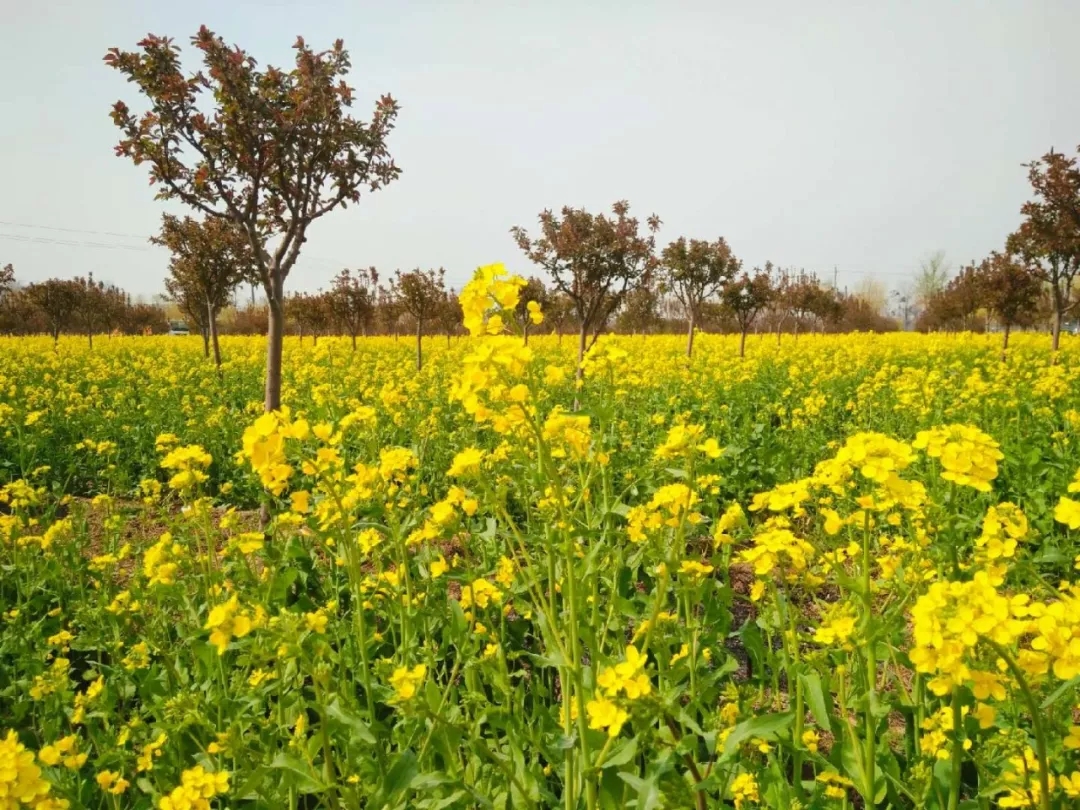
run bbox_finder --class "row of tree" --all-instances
[916,150,1080,354]
[0,265,166,341]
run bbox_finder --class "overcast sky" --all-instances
[2,1,1078,300]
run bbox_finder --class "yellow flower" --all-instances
[95,770,130,795]
[204,595,258,655]
[1055,496,1080,530]
[430,555,448,579]
[388,663,427,702]
[586,697,628,738]
[447,447,484,478]
[158,765,229,810]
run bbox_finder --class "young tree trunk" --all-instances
[1052,304,1062,354]
[523,322,530,346]
[739,329,747,358]
[576,325,587,382]
[201,327,210,358]
[52,327,60,347]
[415,319,423,371]
[446,332,451,346]
[351,332,357,350]
[313,331,318,346]
[87,328,93,350]
[557,328,563,346]
[265,280,285,412]
[685,313,695,358]
[208,298,222,370]
[1001,322,1011,362]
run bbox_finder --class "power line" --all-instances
[0,219,150,240]
[0,232,156,252]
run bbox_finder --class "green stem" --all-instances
[987,642,1051,810]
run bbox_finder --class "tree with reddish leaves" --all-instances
[615,284,662,336]
[512,201,660,380]
[514,277,551,346]
[24,279,79,345]
[105,28,401,409]
[661,236,739,357]
[772,270,827,342]
[152,215,256,368]
[720,266,774,358]
[388,268,446,370]
[434,288,463,345]
[329,267,377,348]
[1007,150,1080,352]
[973,252,1042,359]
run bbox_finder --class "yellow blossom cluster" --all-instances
[913,424,1004,492]
[158,765,229,810]
[626,483,702,543]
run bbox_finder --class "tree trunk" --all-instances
[446,332,451,346]
[1001,322,1011,362]
[265,279,285,412]
[87,328,93,350]
[739,329,747,358]
[201,327,210,358]
[685,314,695,358]
[416,319,423,371]
[208,298,222,370]
[351,332,357,350]
[576,325,587,382]
[52,327,59,347]
[557,328,563,346]
[1052,305,1062,354]
[523,322,530,346]
[313,331,318,346]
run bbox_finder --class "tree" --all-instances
[974,252,1042,359]
[512,201,660,381]
[514,277,550,346]
[661,236,738,357]
[24,279,79,345]
[389,268,445,370]
[152,215,256,368]
[434,289,462,345]
[0,264,13,306]
[329,267,377,348]
[614,284,662,335]
[106,28,401,410]
[286,291,332,344]
[913,251,951,312]
[1007,150,1080,351]
[769,269,823,345]
[544,292,577,345]
[720,266,774,358]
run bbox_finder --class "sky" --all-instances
[2,1,1079,303]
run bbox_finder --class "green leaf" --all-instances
[603,737,638,768]
[232,765,266,801]
[799,671,832,729]
[1040,674,1080,709]
[617,773,660,810]
[721,712,793,758]
[382,750,419,800]
[269,752,325,794]
[325,697,376,744]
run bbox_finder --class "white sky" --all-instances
[2,0,1079,300]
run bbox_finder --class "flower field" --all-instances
[6,269,1080,809]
